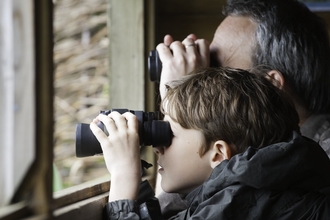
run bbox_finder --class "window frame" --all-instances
[0,0,156,218]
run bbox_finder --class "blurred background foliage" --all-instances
[53,0,110,189]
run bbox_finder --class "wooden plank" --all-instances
[53,175,155,219]
[145,0,157,112]
[316,11,330,33]
[53,192,109,220]
[155,0,225,42]
[108,0,145,110]
[0,0,15,207]
[31,0,54,214]
[52,174,155,209]
[157,0,225,14]
[156,14,224,44]
[53,176,110,210]
[12,0,54,216]
[0,202,31,220]
[0,0,35,207]
[12,0,36,201]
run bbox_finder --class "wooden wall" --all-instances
[0,0,36,207]
[154,1,330,45]
[154,0,226,44]
[316,12,330,32]
[108,0,145,110]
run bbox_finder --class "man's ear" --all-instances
[267,70,285,89]
[210,140,233,168]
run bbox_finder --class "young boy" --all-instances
[90,67,330,219]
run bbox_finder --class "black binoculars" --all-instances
[75,109,172,157]
[148,50,162,83]
[148,50,217,83]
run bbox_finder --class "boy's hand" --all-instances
[90,111,141,202]
[156,34,210,99]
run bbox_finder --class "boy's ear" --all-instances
[210,140,233,168]
[267,70,285,89]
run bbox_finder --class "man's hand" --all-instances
[156,34,210,99]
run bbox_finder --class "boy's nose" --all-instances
[153,146,165,155]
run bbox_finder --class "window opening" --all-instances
[53,0,109,189]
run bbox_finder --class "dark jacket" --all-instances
[300,113,330,157]
[105,131,330,219]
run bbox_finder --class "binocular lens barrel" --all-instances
[148,50,217,83]
[148,50,162,83]
[76,123,103,157]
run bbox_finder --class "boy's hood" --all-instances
[188,131,330,203]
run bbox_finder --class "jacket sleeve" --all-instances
[104,179,164,219]
[104,199,165,220]
[105,199,140,220]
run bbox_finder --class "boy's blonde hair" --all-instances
[161,67,299,156]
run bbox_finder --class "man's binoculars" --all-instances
[148,50,216,82]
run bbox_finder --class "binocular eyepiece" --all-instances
[75,109,172,157]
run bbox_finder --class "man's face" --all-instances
[210,16,256,69]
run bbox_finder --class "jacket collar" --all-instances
[187,131,330,205]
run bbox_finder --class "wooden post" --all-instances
[108,0,145,110]
[0,0,35,207]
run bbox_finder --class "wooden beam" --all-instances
[0,0,36,207]
[11,0,54,217]
[32,0,54,214]
[108,0,145,110]
[53,176,110,210]
[53,192,109,220]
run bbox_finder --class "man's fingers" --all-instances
[156,43,173,62]
[164,34,174,46]
[182,37,197,52]
[169,41,185,55]
[186,33,197,41]
[195,39,210,67]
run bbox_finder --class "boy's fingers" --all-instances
[90,120,108,144]
[122,112,139,131]
[97,114,117,132]
[108,111,127,130]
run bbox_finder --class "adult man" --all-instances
[157,0,330,155]
[156,0,330,217]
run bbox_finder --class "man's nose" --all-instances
[153,146,165,155]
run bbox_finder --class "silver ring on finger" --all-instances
[185,43,195,48]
